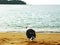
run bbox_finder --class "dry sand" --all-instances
[0,32,60,45]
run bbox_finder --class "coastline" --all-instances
[0,28,60,33]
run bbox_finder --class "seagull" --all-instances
[26,26,36,41]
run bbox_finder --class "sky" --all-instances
[22,0,60,5]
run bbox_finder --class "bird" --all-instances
[26,26,36,41]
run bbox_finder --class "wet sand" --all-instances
[0,32,60,45]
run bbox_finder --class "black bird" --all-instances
[26,29,36,41]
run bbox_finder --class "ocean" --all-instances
[0,5,60,32]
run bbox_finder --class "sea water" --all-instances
[0,5,60,32]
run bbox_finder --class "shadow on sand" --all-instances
[26,41,40,45]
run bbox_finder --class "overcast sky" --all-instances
[22,0,60,5]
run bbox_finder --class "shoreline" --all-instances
[0,28,60,33]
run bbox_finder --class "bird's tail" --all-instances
[30,36,35,41]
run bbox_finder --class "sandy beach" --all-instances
[0,32,60,45]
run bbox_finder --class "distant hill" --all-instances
[0,0,26,4]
